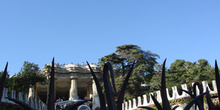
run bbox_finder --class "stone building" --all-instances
[30,62,102,108]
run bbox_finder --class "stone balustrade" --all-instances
[2,80,216,110]
[44,63,101,73]
[122,80,218,110]
[1,88,47,110]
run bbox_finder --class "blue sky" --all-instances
[0,1,219,75]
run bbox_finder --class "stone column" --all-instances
[28,87,35,98]
[92,80,100,108]
[87,81,93,99]
[1,88,8,102]
[28,87,34,108]
[69,78,78,100]
[24,94,28,104]
[55,81,57,100]
[86,86,89,99]
[90,84,93,98]
[18,92,23,101]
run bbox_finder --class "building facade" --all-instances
[31,62,102,108]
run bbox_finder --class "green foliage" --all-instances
[0,71,14,93]
[149,59,215,92]
[6,61,46,94]
[99,44,159,99]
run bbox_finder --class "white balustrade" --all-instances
[124,101,128,110]
[18,92,23,101]
[1,88,47,110]
[142,94,147,105]
[128,100,132,110]
[35,98,38,109]
[1,88,8,102]
[1,79,219,110]
[166,88,173,100]
[122,103,124,110]
[124,80,218,110]
[24,94,29,104]
[156,91,162,103]
[179,84,189,98]
[149,93,154,105]
[132,98,137,109]
[11,90,16,99]
[137,96,142,106]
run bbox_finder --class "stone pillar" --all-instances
[88,81,93,99]
[38,100,42,110]
[35,98,38,109]
[137,96,142,106]
[28,87,35,108]
[18,92,23,101]
[92,80,100,108]
[1,88,8,102]
[10,90,16,104]
[86,86,89,99]
[24,94,28,104]
[55,81,57,100]
[11,90,16,99]
[28,87,35,98]
[69,78,78,100]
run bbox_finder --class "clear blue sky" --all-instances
[0,1,219,75]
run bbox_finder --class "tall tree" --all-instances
[149,64,164,92]
[99,44,159,99]
[168,59,214,87]
[10,61,46,94]
[149,59,215,92]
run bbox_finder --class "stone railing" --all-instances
[122,80,218,110]
[43,63,102,74]
[1,88,47,110]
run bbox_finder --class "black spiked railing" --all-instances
[5,97,35,110]
[160,59,171,110]
[103,62,117,110]
[215,60,220,103]
[87,61,135,110]
[138,59,219,110]
[0,62,8,103]
[117,60,135,110]
[205,88,215,109]
[87,61,107,110]
[1,58,89,110]
[0,59,220,110]
[47,58,55,110]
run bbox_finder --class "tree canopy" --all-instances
[5,61,46,94]
[99,44,159,99]
[149,59,215,92]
